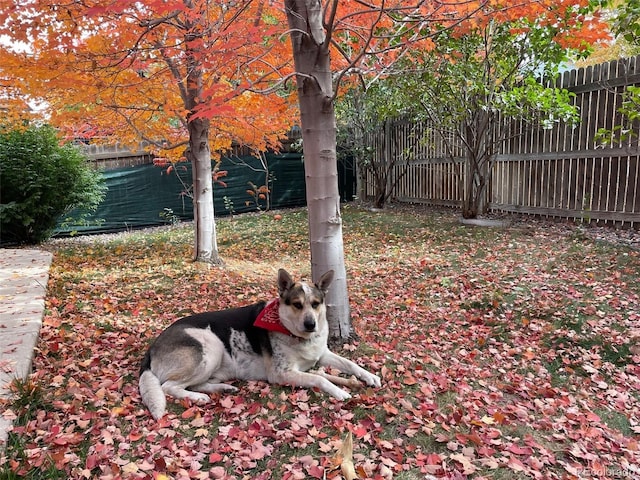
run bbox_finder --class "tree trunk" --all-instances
[184,15,222,265]
[462,110,492,219]
[189,117,222,264]
[374,170,387,209]
[285,0,351,339]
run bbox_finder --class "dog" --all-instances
[139,268,381,419]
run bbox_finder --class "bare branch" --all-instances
[138,11,182,30]
[323,0,339,47]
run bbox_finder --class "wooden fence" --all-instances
[81,142,153,170]
[364,56,640,228]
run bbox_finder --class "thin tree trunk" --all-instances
[189,117,222,264]
[184,12,222,265]
[462,106,496,218]
[285,0,351,339]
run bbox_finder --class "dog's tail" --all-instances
[139,352,166,420]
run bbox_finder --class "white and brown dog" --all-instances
[139,269,381,419]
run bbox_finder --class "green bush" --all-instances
[0,125,106,244]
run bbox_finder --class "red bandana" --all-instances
[254,299,293,335]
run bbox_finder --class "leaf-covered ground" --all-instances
[1,206,639,479]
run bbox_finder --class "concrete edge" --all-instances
[0,249,53,449]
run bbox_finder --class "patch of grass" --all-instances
[7,378,50,427]
[543,331,634,371]
[435,390,458,411]
[483,469,531,479]
[94,319,117,332]
[395,472,432,480]
[500,423,560,451]
[599,341,633,367]
[594,409,633,436]
[0,379,65,480]
[485,322,512,346]
[559,310,588,334]
[0,462,68,480]
[544,355,574,387]
[460,290,505,312]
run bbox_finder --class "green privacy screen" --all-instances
[55,153,307,236]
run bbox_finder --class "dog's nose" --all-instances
[303,317,316,331]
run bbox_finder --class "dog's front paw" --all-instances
[332,389,352,401]
[362,373,381,388]
[186,391,211,405]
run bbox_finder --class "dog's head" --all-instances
[277,268,334,338]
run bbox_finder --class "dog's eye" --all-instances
[292,302,303,310]
[311,301,320,309]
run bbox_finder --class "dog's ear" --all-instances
[278,269,294,296]
[316,270,334,294]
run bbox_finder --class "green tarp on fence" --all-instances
[55,153,307,235]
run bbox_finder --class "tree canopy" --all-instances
[0,0,295,156]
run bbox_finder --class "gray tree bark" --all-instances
[285,0,351,339]
[184,13,222,264]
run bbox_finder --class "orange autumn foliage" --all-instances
[0,0,295,157]
[0,0,609,148]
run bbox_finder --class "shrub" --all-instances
[0,125,106,244]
